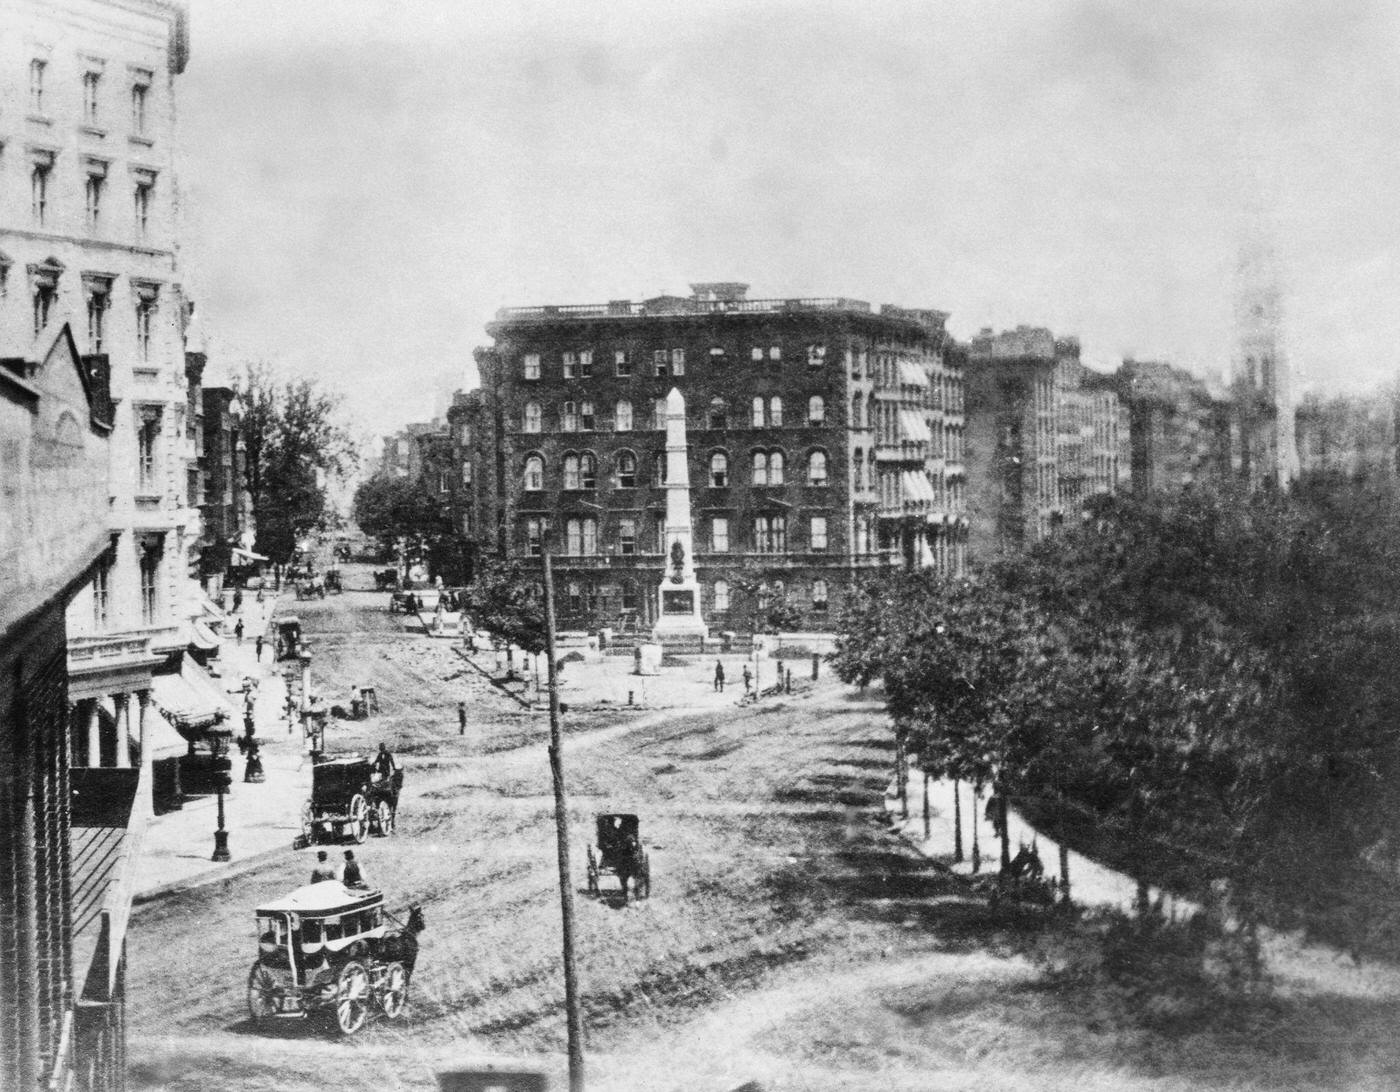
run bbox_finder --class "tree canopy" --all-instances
[462,556,548,655]
[233,363,357,563]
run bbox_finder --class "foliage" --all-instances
[352,474,453,554]
[462,556,548,655]
[233,363,357,563]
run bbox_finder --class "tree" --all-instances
[353,473,453,554]
[233,364,356,564]
[462,556,548,656]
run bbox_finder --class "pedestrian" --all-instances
[742,665,752,694]
[373,741,397,781]
[233,588,243,613]
[342,850,365,888]
[714,660,725,692]
[243,710,255,738]
[256,586,265,604]
[234,618,244,644]
[310,850,337,884]
[255,634,264,662]
[458,700,467,735]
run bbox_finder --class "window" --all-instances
[31,161,50,226]
[750,346,764,362]
[755,515,787,553]
[769,450,785,484]
[853,448,865,491]
[85,172,105,231]
[131,80,148,135]
[615,400,633,432]
[462,510,473,535]
[461,460,473,484]
[810,516,828,551]
[671,348,685,376]
[616,450,637,488]
[564,454,580,490]
[580,401,595,431]
[437,471,449,494]
[752,397,764,427]
[133,178,153,240]
[807,343,826,367]
[710,346,726,362]
[708,398,727,430]
[458,423,471,446]
[619,518,636,555]
[136,412,160,490]
[769,345,782,361]
[812,579,829,613]
[135,298,155,360]
[567,581,582,613]
[711,517,729,553]
[769,397,783,427]
[565,517,598,556]
[83,70,102,123]
[563,351,579,379]
[86,282,109,354]
[139,547,159,625]
[29,59,45,113]
[622,581,639,612]
[523,454,544,491]
[807,450,828,486]
[523,400,542,432]
[653,398,667,430]
[710,451,729,487]
[523,353,541,380]
[526,517,546,555]
[32,272,58,338]
[653,349,668,377]
[852,392,865,429]
[714,579,730,611]
[751,451,768,485]
[561,401,579,432]
[615,350,631,377]
[92,553,111,629]
[579,349,593,377]
[808,395,825,425]
[653,452,667,485]
[849,348,859,378]
[580,452,597,489]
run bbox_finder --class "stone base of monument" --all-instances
[652,633,712,655]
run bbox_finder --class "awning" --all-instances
[902,471,937,505]
[136,704,194,759]
[150,657,237,731]
[899,411,932,444]
[187,620,220,651]
[898,361,929,387]
[232,547,269,563]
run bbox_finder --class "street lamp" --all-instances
[210,727,233,862]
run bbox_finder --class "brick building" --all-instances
[1114,358,1232,494]
[964,326,1128,559]
[453,282,965,633]
[199,384,252,581]
[1295,389,1399,482]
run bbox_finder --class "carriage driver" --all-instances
[373,742,398,782]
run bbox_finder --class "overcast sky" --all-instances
[180,0,1400,442]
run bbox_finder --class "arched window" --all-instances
[807,395,825,424]
[653,398,667,430]
[769,450,785,484]
[561,401,579,432]
[769,397,783,426]
[616,450,637,488]
[563,453,581,490]
[751,451,768,485]
[807,450,828,486]
[523,454,544,491]
[853,448,865,491]
[708,397,728,430]
[523,401,542,433]
[751,397,764,427]
[580,452,597,489]
[852,392,865,429]
[710,451,728,487]
[713,579,730,612]
[615,400,633,432]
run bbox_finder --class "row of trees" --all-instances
[832,482,1400,952]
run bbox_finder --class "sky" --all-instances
[179,0,1400,445]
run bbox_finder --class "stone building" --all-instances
[964,326,1128,559]
[200,384,252,582]
[1295,389,1399,482]
[1114,358,1232,494]
[1230,232,1300,489]
[454,282,966,633]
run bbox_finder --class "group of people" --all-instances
[311,849,368,888]
[713,660,754,694]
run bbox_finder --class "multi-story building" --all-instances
[1114,358,1232,494]
[964,326,1128,559]
[200,383,252,584]
[454,282,965,633]
[1295,389,1399,482]
[1231,232,1300,489]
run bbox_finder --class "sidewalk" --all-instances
[134,591,312,900]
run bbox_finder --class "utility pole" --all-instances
[542,547,585,1091]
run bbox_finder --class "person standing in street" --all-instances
[714,660,725,692]
[255,634,264,662]
[458,700,467,735]
[234,618,244,644]
[742,665,752,694]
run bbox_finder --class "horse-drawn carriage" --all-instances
[247,881,424,1035]
[295,576,326,600]
[586,813,651,904]
[373,568,399,592]
[302,755,402,845]
[274,617,302,660]
[324,568,343,594]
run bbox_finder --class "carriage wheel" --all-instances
[378,961,409,1020]
[301,803,317,844]
[347,794,369,844]
[586,846,599,896]
[247,961,281,1023]
[371,799,395,837]
[333,960,371,1035]
[638,852,652,900]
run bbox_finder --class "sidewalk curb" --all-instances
[133,841,294,908]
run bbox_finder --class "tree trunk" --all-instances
[971,780,982,874]
[998,792,1012,874]
[922,770,930,840]
[1059,843,1070,903]
[899,740,909,821]
[953,778,964,863]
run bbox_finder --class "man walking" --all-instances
[742,665,752,694]
[255,634,264,662]
[234,617,244,644]
[714,660,725,692]
[458,700,467,735]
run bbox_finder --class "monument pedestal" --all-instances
[652,578,708,644]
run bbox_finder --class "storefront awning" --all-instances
[150,657,237,732]
[898,361,929,387]
[902,471,937,505]
[135,704,193,759]
[899,411,932,444]
[187,620,220,651]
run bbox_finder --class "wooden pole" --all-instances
[542,549,585,1091]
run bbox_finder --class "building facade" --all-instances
[454,283,966,633]
[1231,232,1300,489]
[1295,390,1399,482]
[199,385,251,582]
[1114,358,1232,494]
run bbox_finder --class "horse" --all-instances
[379,905,425,980]
[611,834,647,906]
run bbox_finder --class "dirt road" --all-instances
[127,570,1400,1091]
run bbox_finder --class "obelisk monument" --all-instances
[652,387,708,642]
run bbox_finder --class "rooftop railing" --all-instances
[494,296,874,322]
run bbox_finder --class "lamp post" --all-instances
[211,730,232,862]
